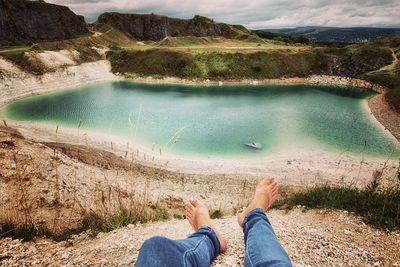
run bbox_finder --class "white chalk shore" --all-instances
[5,119,399,187]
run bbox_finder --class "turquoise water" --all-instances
[2,81,399,158]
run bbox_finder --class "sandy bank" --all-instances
[122,75,309,86]
[369,94,400,141]
[121,74,386,93]
[7,120,399,188]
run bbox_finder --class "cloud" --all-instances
[47,0,400,28]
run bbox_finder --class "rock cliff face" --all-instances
[0,0,88,46]
[96,13,252,41]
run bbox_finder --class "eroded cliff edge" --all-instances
[0,0,88,46]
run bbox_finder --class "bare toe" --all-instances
[190,198,199,205]
[184,198,228,253]
[237,176,279,227]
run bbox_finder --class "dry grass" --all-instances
[0,125,177,241]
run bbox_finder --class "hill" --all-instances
[261,27,400,44]
[94,12,257,41]
[0,0,88,46]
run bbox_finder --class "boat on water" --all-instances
[245,142,262,149]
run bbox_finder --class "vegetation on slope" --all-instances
[361,36,400,112]
[253,30,311,44]
[276,170,400,230]
[106,40,393,80]
[0,45,47,75]
[319,44,393,77]
[363,65,400,113]
[107,48,328,79]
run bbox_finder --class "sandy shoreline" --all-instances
[369,94,400,141]
[122,75,309,86]
[120,74,385,93]
[6,119,399,187]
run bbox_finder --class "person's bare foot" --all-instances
[184,199,228,253]
[237,177,279,227]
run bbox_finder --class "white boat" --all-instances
[245,142,262,149]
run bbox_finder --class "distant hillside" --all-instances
[261,27,400,44]
[95,12,257,41]
[0,0,88,46]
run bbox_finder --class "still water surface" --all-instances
[3,81,399,158]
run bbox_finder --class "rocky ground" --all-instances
[0,209,399,266]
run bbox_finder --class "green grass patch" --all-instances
[210,209,224,219]
[156,36,212,47]
[107,48,329,80]
[277,179,400,230]
[124,72,140,78]
[0,45,36,55]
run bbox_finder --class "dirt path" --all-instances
[0,209,399,266]
[369,48,398,74]
[0,45,34,55]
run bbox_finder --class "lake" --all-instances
[2,81,399,158]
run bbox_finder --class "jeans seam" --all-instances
[183,235,209,267]
[245,244,254,267]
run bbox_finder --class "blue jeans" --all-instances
[135,208,292,267]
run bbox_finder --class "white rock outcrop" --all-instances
[307,75,385,93]
[0,57,116,106]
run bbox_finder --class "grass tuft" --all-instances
[277,178,400,230]
[80,203,171,238]
[0,221,49,241]
[210,209,224,219]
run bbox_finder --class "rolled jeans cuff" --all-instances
[190,225,221,257]
[243,208,270,230]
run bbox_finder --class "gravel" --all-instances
[1,209,399,267]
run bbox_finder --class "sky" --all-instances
[47,0,400,29]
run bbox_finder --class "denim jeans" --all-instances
[243,208,292,267]
[135,208,292,267]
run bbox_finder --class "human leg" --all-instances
[238,178,292,267]
[135,199,227,267]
